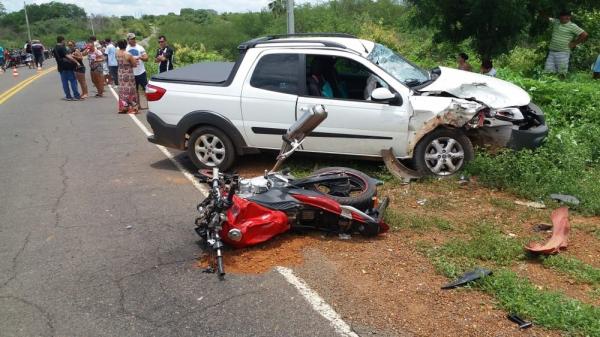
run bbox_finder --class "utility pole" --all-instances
[90,15,95,36]
[24,1,32,42]
[286,0,294,34]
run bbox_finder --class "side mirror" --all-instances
[371,87,402,105]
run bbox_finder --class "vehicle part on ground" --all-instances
[194,105,390,279]
[381,148,422,183]
[532,223,553,232]
[525,207,570,255]
[441,267,493,289]
[549,193,580,206]
[514,200,546,209]
[412,128,474,176]
[507,314,533,329]
[307,167,378,211]
[187,126,235,171]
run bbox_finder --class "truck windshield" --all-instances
[367,43,430,87]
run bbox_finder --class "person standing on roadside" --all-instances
[155,35,174,73]
[544,9,588,75]
[87,42,105,97]
[125,33,149,92]
[24,40,34,69]
[68,40,89,99]
[52,36,80,101]
[0,44,5,70]
[116,39,138,114]
[31,40,45,69]
[457,52,472,71]
[105,38,119,86]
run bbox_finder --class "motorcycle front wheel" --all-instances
[308,167,377,211]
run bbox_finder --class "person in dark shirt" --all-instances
[31,40,45,69]
[155,35,174,73]
[53,36,81,101]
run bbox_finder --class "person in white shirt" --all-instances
[480,59,497,77]
[105,38,118,85]
[125,33,149,91]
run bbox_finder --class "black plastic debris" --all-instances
[550,193,580,206]
[532,223,553,232]
[507,314,532,329]
[441,267,492,289]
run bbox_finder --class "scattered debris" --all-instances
[525,207,570,255]
[532,223,553,232]
[458,175,470,186]
[126,225,133,230]
[507,314,532,329]
[441,267,493,289]
[514,200,546,209]
[417,199,428,206]
[507,233,517,238]
[550,194,580,206]
[338,233,351,240]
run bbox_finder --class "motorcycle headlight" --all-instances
[491,107,524,122]
[227,228,242,242]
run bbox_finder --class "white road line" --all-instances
[276,267,359,337]
[109,84,355,337]
[107,85,208,195]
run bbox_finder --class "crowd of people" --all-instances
[52,33,175,114]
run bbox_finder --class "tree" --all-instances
[0,1,6,17]
[268,0,286,17]
[408,0,600,60]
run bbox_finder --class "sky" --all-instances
[4,0,322,16]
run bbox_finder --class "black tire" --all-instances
[413,128,474,176]
[309,167,377,211]
[187,126,235,171]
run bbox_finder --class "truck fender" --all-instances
[177,110,251,154]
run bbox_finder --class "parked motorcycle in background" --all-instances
[195,105,390,279]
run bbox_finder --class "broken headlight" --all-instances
[489,108,525,122]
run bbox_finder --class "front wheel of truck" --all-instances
[187,126,235,171]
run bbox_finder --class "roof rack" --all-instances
[238,33,357,50]
[269,33,357,39]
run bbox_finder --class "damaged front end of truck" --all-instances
[383,67,549,180]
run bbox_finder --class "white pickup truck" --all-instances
[146,33,548,176]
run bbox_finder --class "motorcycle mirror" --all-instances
[271,105,328,172]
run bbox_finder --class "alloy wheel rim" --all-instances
[194,134,226,166]
[423,137,465,176]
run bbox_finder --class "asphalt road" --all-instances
[0,63,344,336]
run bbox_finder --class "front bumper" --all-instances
[146,111,183,149]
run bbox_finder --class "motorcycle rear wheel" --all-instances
[309,167,377,211]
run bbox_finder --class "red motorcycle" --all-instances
[195,105,390,278]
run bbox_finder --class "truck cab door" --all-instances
[240,52,304,149]
[297,54,411,157]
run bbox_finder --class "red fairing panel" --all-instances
[220,195,290,248]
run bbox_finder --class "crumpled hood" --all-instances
[419,67,530,109]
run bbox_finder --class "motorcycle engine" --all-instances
[237,173,293,198]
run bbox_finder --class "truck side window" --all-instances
[306,55,389,101]
[250,54,299,95]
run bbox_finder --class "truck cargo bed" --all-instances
[151,62,236,86]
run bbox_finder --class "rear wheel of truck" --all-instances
[187,126,235,171]
[413,128,473,176]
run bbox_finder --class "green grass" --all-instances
[542,255,600,285]
[438,223,525,266]
[385,209,454,231]
[480,270,600,336]
[489,198,517,211]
